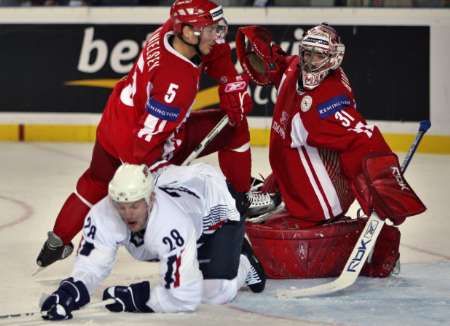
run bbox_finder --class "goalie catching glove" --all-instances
[352,152,426,225]
[235,25,287,86]
[219,74,252,127]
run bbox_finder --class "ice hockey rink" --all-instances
[0,142,449,326]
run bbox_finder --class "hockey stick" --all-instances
[182,115,230,166]
[277,120,431,299]
[0,298,115,320]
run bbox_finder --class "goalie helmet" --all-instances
[299,23,345,90]
[108,164,154,205]
[170,0,228,43]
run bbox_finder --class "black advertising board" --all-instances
[0,24,429,121]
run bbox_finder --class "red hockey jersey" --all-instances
[97,20,236,170]
[269,56,391,222]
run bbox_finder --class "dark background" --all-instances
[0,24,429,121]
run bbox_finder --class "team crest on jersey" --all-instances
[301,95,313,112]
[146,98,180,121]
[317,95,351,119]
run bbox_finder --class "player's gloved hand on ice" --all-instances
[41,277,90,321]
[103,281,153,313]
[219,74,253,127]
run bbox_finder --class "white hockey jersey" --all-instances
[71,163,241,313]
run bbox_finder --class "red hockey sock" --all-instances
[53,193,91,244]
[219,148,251,192]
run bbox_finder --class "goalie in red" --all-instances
[36,0,258,268]
[235,23,426,279]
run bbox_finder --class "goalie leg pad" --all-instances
[246,213,400,279]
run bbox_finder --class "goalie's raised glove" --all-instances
[219,74,253,127]
[102,281,153,313]
[236,25,287,86]
[41,277,90,321]
[352,152,426,225]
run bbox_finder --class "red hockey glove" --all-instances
[236,25,287,86]
[219,74,253,127]
[351,152,426,225]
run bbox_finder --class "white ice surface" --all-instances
[0,143,449,326]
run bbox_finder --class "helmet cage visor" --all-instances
[193,18,228,43]
[300,46,331,73]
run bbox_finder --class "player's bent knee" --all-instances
[202,279,238,304]
[76,169,109,204]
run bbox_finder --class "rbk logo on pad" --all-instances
[146,98,180,121]
[391,166,410,191]
[317,95,351,119]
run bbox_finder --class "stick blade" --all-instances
[277,278,353,299]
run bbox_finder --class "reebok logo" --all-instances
[347,220,380,272]
[391,166,409,191]
[224,81,247,93]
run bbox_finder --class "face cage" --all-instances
[193,18,228,44]
[300,46,332,74]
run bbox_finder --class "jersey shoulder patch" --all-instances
[317,95,352,119]
[145,97,180,121]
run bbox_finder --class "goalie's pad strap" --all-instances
[246,212,400,279]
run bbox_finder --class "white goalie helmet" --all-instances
[108,164,154,205]
[299,23,345,90]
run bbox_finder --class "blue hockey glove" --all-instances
[41,277,90,320]
[102,281,153,313]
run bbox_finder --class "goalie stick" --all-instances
[277,120,431,299]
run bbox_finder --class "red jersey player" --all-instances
[235,24,425,278]
[36,0,254,268]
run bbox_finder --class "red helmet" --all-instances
[170,0,226,34]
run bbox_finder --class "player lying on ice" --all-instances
[36,0,276,269]
[235,23,426,278]
[40,163,266,320]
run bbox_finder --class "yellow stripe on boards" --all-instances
[24,125,96,142]
[1,124,449,154]
[0,124,19,141]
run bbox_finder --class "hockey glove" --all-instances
[219,74,253,127]
[102,281,153,313]
[41,277,90,321]
[236,26,288,86]
[352,152,426,225]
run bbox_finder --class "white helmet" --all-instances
[108,164,154,205]
[299,23,345,90]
